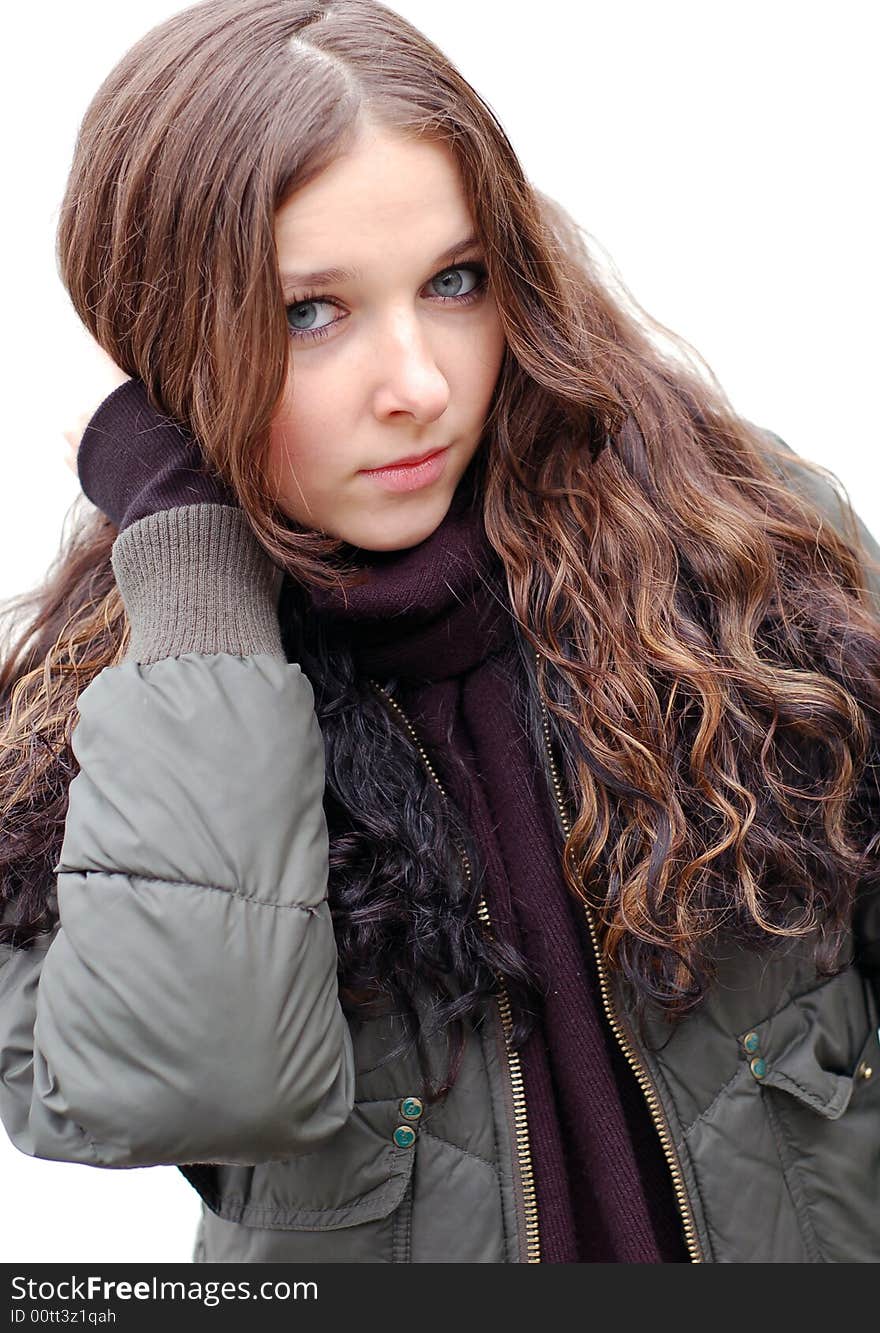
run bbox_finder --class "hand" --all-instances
[62,338,131,476]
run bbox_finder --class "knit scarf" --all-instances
[301,464,688,1263]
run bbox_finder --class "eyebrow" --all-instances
[279,234,481,291]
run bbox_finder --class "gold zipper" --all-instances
[367,678,542,1263]
[533,649,704,1263]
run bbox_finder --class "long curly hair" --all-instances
[3,0,880,1095]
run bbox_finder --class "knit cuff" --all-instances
[110,505,285,664]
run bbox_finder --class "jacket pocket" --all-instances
[753,992,877,1120]
[743,967,880,1262]
[181,1097,418,1263]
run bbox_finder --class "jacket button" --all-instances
[857,1061,873,1081]
[742,1031,760,1054]
[393,1125,417,1148]
[399,1096,424,1121]
[750,1056,767,1080]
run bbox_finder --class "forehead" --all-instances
[274,128,476,278]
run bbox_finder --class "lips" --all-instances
[363,446,446,472]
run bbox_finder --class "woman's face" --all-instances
[269,124,507,551]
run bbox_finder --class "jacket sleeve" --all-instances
[0,503,355,1168]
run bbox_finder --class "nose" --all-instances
[371,310,450,423]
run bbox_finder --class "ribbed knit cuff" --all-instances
[110,505,285,664]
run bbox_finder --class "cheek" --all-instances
[268,383,319,466]
[265,409,316,500]
[266,413,295,485]
[467,323,506,406]
[473,309,506,375]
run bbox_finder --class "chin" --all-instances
[344,490,455,553]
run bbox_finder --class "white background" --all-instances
[1,0,877,1263]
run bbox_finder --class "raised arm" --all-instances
[0,378,355,1167]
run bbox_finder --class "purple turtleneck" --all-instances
[299,461,688,1263]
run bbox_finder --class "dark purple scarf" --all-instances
[302,467,688,1263]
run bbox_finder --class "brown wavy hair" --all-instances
[3,0,880,1034]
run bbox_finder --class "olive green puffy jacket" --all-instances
[1,435,878,1263]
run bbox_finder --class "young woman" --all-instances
[2,0,879,1265]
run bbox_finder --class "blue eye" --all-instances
[284,262,489,343]
[428,263,488,302]
[285,297,336,341]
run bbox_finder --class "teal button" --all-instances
[750,1056,767,1080]
[400,1097,424,1121]
[742,1031,760,1054]
[393,1125,417,1149]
